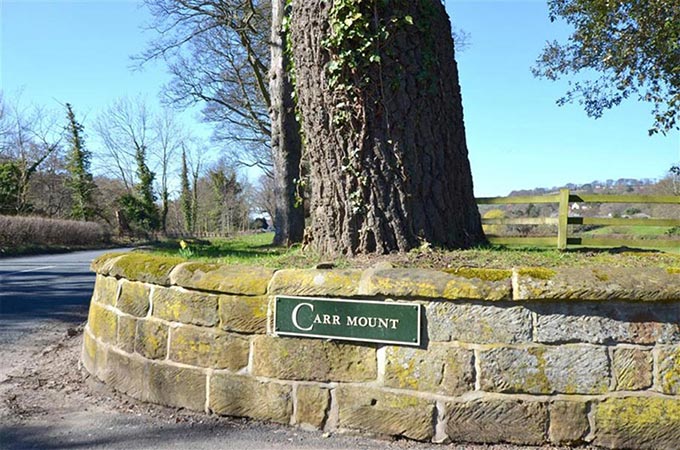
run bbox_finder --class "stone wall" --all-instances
[83,253,680,449]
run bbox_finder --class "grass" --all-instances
[146,232,680,270]
[583,225,674,237]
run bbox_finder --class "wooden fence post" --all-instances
[557,188,570,250]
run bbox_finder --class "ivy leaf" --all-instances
[404,15,414,25]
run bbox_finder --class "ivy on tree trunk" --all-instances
[289,0,485,255]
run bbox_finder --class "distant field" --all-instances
[583,225,674,237]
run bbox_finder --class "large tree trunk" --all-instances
[290,0,485,255]
[270,0,305,247]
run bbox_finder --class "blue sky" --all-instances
[1,0,678,196]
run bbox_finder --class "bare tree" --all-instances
[152,109,185,232]
[0,96,63,213]
[138,0,272,173]
[93,97,152,190]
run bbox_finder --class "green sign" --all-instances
[274,295,421,346]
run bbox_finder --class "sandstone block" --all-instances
[147,361,206,411]
[152,286,218,327]
[479,344,610,394]
[170,262,273,295]
[613,347,653,391]
[362,268,511,301]
[117,315,137,353]
[295,385,330,429]
[384,344,474,395]
[549,401,589,445]
[135,319,168,360]
[445,399,548,445]
[426,302,532,344]
[82,330,108,380]
[252,336,376,382]
[90,252,125,274]
[117,280,151,317]
[269,269,362,297]
[87,303,118,344]
[106,253,183,285]
[210,373,292,423]
[658,346,680,395]
[219,295,268,333]
[534,301,680,345]
[105,350,147,401]
[169,325,249,370]
[336,386,435,441]
[515,267,680,301]
[592,396,680,450]
[92,275,118,306]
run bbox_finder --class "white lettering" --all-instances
[313,314,322,324]
[347,316,358,326]
[332,315,341,325]
[323,314,331,324]
[390,319,399,329]
[292,303,314,331]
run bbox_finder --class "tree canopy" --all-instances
[533,0,680,135]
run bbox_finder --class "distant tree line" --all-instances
[0,93,272,239]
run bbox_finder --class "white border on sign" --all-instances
[272,294,422,347]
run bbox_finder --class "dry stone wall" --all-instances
[84,253,680,449]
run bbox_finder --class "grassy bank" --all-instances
[147,232,680,270]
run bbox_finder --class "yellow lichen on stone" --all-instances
[667,267,680,275]
[110,253,184,285]
[444,268,512,282]
[517,267,556,280]
[87,303,117,344]
[595,396,680,430]
[171,262,273,295]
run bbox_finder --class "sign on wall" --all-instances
[274,295,421,346]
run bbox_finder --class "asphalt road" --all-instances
[0,249,133,348]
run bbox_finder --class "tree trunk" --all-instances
[290,0,485,255]
[270,0,305,247]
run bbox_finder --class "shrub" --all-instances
[0,215,108,251]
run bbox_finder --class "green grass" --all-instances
[583,226,674,236]
[146,233,680,270]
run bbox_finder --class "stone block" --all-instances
[658,346,680,394]
[152,286,218,327]
[90,252,125,275]
[362,268,511,301]
[117,280,151,317]
[169,325,249,370]
[478,344,610,394]
[218,295,268,333]
[426,302,532,344]
[592,396,680,450]
[269,269,362,297]
[170,262,273,295]
[82,330,108,380]
[384,344,474,395]
[336,386,435,441]
[92,275,118,306]
[210,373,292,423]
[613,347,653,391]
[135,319,168,360]
[514,267,680,301]
[87,303,118,344]
[147,361,206,411]
[295,385,330,429]
[252,336,376,382]
[106,253,183,286]
[549,401,589,445]
[534,301,680,345]
[105,350,147,401]
[444,399,548,445]
[117,315,137,353]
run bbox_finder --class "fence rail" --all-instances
[477,189,680,250]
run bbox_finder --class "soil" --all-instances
[0,321,597,450]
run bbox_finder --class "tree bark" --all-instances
[290,0,485,255]
[271,0,305,246]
